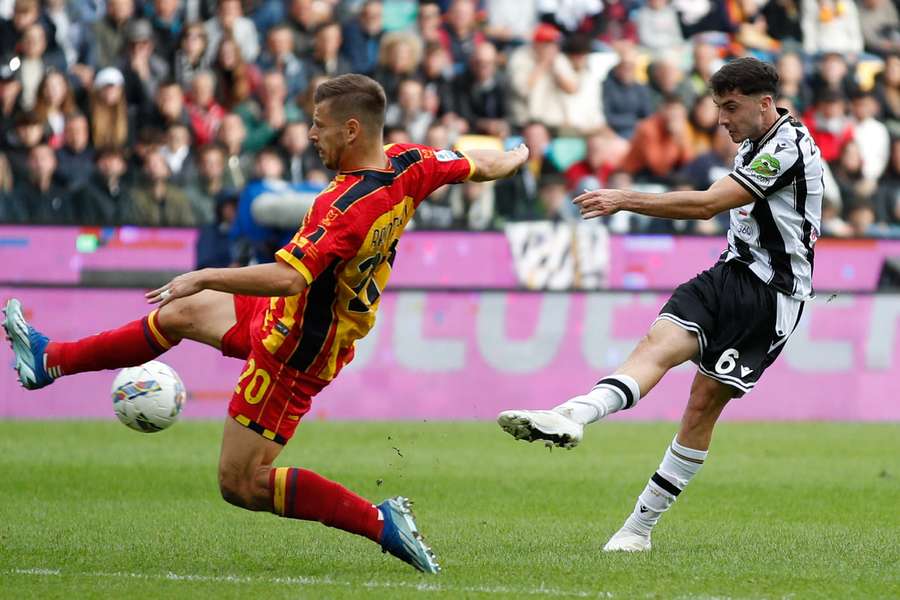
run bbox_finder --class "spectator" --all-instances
[874,53,900,136]
[185,69,225,145]
[0,151,26,222]
[416,1,443,45]
[821,197,853,236]
[483,0,536,48]
[32,69,76,148]
[686,93,718,155]
[494,121,560,223]
[127,125,165,175]
[303,20,352,80]
[602,43,652,139]
[184,142,229,224]
[143,79,190,132]
[204,0,259,64]
[340,0,383,75]
[846,200,877,236]
[564,129,629,192]
[537,173,577,222]
[810,52,856,99]
[55,112,94,190]
[508,23,578,129]
[439,0,485,75]
[672,0,734,37]
[231,147,294,264]
[213,34,256,111]
[217,112,252,189]
[621,94,694,183]
[3,111,45,179]
[17,23,66,110]
[256,23,307,98]
[128,148,195,226]
[419,41,455,119]
[13,143,75,223]
[685,42,721,100]
[874,137,900,225]
[144,0,181,64]
[559,33,605,135]
[597,0,639,44]
[74,146,130,225]
[647,55,695,110]
[159,123,196,186]
[760,0,803,44]
[120,19,171,111]
[833,140,878,215]
[195,190,239,268]
[236,70,302,153]
[173,21,212,87]
[802,0,864,57]
[91,0,134,69]
[859,0,900,57]
[0,62,22,133]
[803,89,855,164]
[680,125,738,192]
[286,0,331,58]
[373,31,422,101]
[851,89,891,182]
[449,42,510,138]
[44,0,94,69]
[777,52,814,115]
[278,121,322,185]
[1,0,59,58]
[635,0,684,54]
[89,67,130,149]
[385,78,433,144]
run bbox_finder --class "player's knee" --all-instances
[157,297,199,340]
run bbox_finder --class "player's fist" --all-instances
[573,189,626,219]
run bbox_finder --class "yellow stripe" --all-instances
[275,248,314,284]
[262,294,301,355]
[146,310,172,350]
[461,151,476,181]
[262,429,277,441]
[273,467,288,515]
[234,414,251,427]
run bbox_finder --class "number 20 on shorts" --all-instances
[234,359,271,404]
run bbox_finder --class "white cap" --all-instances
[93,67,124,90]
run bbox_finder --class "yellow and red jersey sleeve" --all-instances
[275,201,360,285]
[389,144,475,205]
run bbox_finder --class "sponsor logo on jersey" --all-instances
[434,149,459,162]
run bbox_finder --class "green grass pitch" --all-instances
[1,420,898,599]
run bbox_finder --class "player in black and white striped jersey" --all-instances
[498,57,824,552]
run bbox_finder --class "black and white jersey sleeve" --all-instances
[722,108,824,301]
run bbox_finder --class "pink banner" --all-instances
[2,288,898,422]
[2,227,897,291]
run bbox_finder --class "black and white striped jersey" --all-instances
[725,108,824,301]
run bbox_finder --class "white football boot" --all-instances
[602,526,652,552]
[497,409,583,449]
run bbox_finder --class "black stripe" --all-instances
[733,236,755,263]
[596,376,635,410]
[729,173,764,199]
[750,191,795,294]
[389,148,422,174]
[141,317,166,353]
[291,246,305,261]
[237,416,287,445]
[670,446,704,465]
[306,226,326,243]
[333,178,387,212]
[651,472,681,496]
[793,131,813,264]
[288,258,340,372]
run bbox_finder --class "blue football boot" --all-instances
[377,496,440,574]
[3,298,55,389]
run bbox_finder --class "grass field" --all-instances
[1,420,898,599]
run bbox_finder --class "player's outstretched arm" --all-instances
[575,175,755,221]
[146,262,307,306]
[466,144,530,182]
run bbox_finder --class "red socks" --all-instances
[269,467,384,543]
[45,309,178,377]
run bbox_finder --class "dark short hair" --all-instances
[709,57,779,97]
[95,146,127,161]
[313,74,386,132]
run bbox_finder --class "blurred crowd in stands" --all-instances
[0,0,899,266]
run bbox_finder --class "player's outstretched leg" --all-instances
[498,320,698,448]
[2,292,235,390]
[604,372,732,552]
[218,418,440,574]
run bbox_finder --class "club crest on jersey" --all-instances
[434,149,459,162]
[749,153,780,178]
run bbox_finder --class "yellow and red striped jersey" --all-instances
[265,143,475,383]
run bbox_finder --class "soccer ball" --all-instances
[111,360,186,433]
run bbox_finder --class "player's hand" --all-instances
[509,143,530,170]
[573,188,626,219]
[146,270,208,306]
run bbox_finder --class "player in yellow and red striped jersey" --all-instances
[3,74,528,574]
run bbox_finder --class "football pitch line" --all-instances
[7,567,616,598]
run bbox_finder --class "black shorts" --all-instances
[656,261,805,395]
